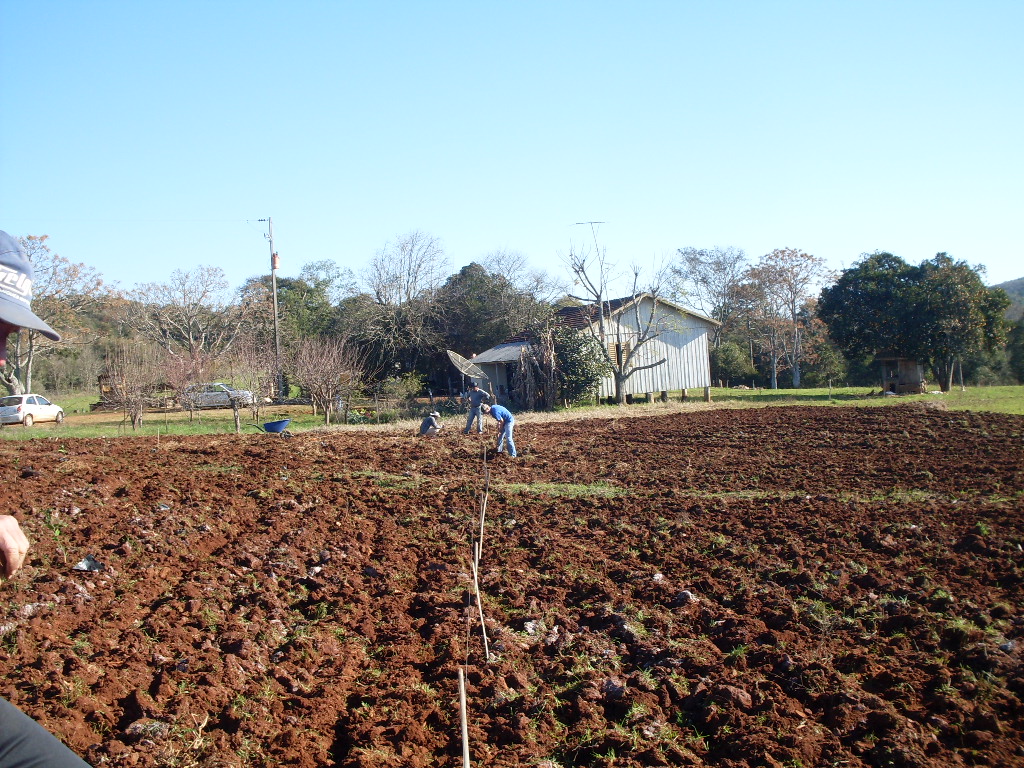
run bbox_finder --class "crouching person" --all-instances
[419,411,443,437]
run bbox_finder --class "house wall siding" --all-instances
[596,297,713,398]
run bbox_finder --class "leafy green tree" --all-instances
[238,273,338,344]
[914,254,1010,390]
[798,323,849,388]
[298,260,358,305]
[432,262,551,356]
[1008,319,1024,383]
[818,252,1010,391]
[710,340,756,387]
[818,252,919,360]
[552,327,610,405]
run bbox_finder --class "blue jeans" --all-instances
[0,697,91,767]
[497,420,516,456]
[464,406,484,433]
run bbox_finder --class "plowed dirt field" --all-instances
[1,404,1023,767]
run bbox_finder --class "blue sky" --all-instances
[2,1,1021,299]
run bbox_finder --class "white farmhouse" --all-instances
[468,293,719,404]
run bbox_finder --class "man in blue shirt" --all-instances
[481,403,516,457]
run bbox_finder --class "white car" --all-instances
[0,394,65,426]
[181,383,255,409]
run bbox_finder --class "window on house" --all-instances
[608,340,632,367]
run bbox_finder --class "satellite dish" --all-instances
[447,350,488,381]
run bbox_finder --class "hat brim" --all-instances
[0,297,61,341]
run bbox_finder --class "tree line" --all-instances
[673,247,1020,392]
[5,232,1022,425]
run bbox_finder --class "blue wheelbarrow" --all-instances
[251,418,293,438]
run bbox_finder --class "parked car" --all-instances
[0,394,65,426]
[181,383,255,410]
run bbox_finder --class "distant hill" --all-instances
[994,277,1024,322]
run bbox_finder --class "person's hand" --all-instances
[0,515,30,578]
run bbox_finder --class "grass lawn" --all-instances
[2,385,1022,440]
[704,384,1024,415]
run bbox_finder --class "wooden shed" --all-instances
[875,355,927,394]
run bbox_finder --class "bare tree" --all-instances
[103,342,162,430]
[289,336,366,425]
[162,350,212,421]
[745,248,831,387]
[1,235,108,394]
[565,244,673,404]
[735,279,790,389]
[121,266,246,360]
[356,231,449,374]
[671,246,749,347]
[481,248,564,306]
[365,231,448,306]
[230,330,279,423]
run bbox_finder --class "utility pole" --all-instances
[258,217,285,399]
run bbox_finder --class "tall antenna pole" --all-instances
[574,220,609,332]
[259,217,284,399]
[576,221,604,259]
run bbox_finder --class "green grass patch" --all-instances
[350,470,420,489]
[704,385,1024,415]
[496,481,629,498]
[194,463,245,475]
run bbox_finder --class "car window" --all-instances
[37,397,52,406]
[0,396,20,407]
[26,396,37,405]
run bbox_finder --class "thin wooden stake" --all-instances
[473,452,492,659]
[469,547,491,661]
[476,468,489,570]
[458,667,471,768]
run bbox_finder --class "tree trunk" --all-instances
[0,370,25,396]
[932,359,955,393]
[789,326,802,388]
[613,371,627,404]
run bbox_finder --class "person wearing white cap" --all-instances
[0,230,91,767]
[418,411,444,436]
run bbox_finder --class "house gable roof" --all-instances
[554,293,719,330]
[502,293,718,343]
